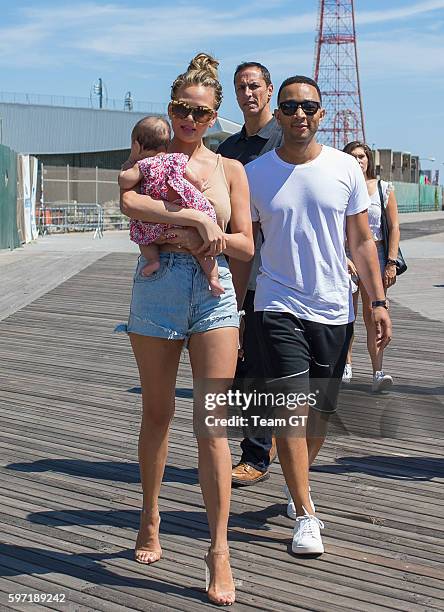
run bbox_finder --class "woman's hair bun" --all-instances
[171,52,223,110]
[187,53,219,80]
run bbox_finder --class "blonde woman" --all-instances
[121,54,254,606]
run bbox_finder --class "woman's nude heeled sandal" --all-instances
[134,512,162,565]
[204,548,235,606]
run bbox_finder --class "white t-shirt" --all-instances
[247,231,262,291]
[246,145,370,325]
[368,180,394,241]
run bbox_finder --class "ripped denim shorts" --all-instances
[127,252,239,340]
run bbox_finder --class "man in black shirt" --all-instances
[218,62,283,485]
[218,64,283,164]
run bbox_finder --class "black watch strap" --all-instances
[386,258,397,266]
[372,299,388,309]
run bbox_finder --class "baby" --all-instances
[118,116,224,296]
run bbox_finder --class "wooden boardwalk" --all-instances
[0,252,443,611]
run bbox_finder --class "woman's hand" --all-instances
[347,257,358,277]
[158,227,203,253]
[384,262,397,288]
[195,215,227,256]
[238,316,246,360]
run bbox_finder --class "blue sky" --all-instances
[1,0,443,174]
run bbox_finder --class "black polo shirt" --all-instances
[217,117,283,166]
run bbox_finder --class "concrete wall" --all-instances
[377,149,424,184]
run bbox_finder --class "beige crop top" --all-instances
[202,154,231,230]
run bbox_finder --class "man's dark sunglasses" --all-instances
[279,100,321,116]
[170,99,215,123]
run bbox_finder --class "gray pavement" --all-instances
[1,212,443,322]
[388,211,444,322]
[395,211,444,223]
[0,231,138,321]
[390,229,444,322]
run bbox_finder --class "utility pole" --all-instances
[92,78,104,109]
[98,78,103,109]
[124,91,133,112]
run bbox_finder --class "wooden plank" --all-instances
[1,480,442,608]
[0,572,131,612]
[0,251,443,611]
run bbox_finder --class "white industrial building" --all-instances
[0,96,240,169]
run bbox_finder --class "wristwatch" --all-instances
[386,259,397,266]
[372,299,389,310]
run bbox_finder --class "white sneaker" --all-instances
[292,510,325,555]
[342,363,352,384]
[372,371,393,393]
[284,484,315,519]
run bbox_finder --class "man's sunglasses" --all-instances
[170,99,215,124]
[278,100,321,116]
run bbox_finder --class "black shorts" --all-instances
[254,311,353,414]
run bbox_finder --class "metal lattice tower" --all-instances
[313,0,365,149]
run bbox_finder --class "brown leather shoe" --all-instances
[231,462,270,486]
[269,436,277,464]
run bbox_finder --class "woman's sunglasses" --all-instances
[170,100,215,124]
[278,100,321,116]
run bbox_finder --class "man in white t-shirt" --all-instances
[237,75,392,556]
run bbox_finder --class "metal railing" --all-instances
[38,203,104,239]
[0,91,166,114]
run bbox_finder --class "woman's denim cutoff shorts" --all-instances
[127,252,239,340]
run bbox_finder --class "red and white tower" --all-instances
[313,0,366,149]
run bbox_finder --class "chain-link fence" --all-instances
[41,165,443,215]
[40,164,126,230]
[41,165,119,205]
[4,160,442,250]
